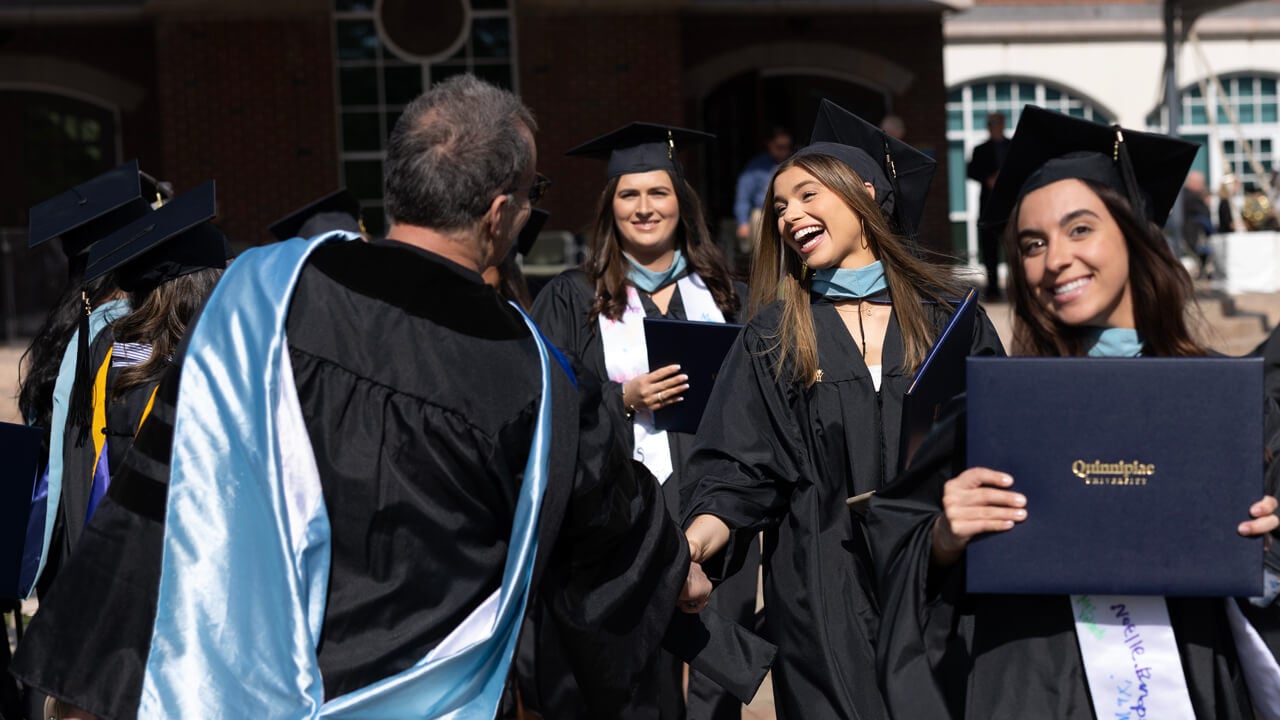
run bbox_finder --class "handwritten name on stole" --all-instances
[1071,594,1195,719]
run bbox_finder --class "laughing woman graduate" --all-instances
[680,101,1005,720]
[868,105,1280,719]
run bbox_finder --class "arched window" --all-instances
[0,89,119,334]
[332,0,518,236]
[945,79,1115,265]
[1147,73,1280,192]
[0,89,118,227]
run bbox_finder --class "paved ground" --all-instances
[3,290,1275,715]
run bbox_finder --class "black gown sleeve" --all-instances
[537,362,690,716]
[11,362,179,720]
[102,374,163,479]
[682,309,808,581]
[866,400,971,718]
[530,270,630,426]
[55,329,116,560]
[971,304,1007,357]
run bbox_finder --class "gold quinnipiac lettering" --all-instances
[1071,459,1155,487]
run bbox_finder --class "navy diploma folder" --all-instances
[898,288,979,472]
[1,421,42,599]
[965,357,1263,597]
[644,317,743,434]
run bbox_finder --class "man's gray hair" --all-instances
[384,74,537,231]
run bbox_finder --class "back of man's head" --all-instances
[987,112,1005,136]
[1185,170,1206,194]
[384,75,537,232]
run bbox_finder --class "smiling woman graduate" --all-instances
[868,105,1280,719]
[528,123,748,719]
[679,101,1005,720]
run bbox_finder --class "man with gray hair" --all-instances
[13,74,704,719]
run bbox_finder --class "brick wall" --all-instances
[0,22,162,216]
[518,7,952,256]
[155,14,339,247]
[683,11,951,256]
[517,8,685,238]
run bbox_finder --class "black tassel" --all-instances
[884,142,917,249]
[67,291,93,447]
[1114,128,1148,222]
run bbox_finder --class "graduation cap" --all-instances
[982,104,1199,233]
[565,122,715,179]
[28,160,172,265]
[517,207,549,257]
[796,99,937,243]
[84,180,231,292]
[267,188,363,241]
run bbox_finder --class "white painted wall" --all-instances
[946,37,1280,128]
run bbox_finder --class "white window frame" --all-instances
[946,78,1114,266]
[331,0,518,233]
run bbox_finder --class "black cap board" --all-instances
[28,160,173,261]
[84,180,231,291]
[798,99,937,243]
[982,105,1200,233]
[268,188,363,241]
[517,207,549,257]
[565,122,715,179]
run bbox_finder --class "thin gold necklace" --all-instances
[836,302,870,357]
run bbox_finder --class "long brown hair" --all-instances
[749,153,962,386]
[1006,179,1205,358]
[585,170,739,322]
[111,267,224,399]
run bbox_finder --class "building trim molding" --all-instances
[683,41,914,99]
[0,56,144,112]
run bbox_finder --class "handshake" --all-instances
[678,514,733,614]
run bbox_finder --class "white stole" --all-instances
[1071,594,1195,718]
[598,273,723,484]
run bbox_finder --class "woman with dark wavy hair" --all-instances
[530,123,744,719]
[871,105,1280,719]
[57,182,229,552]
[15,163,168,604]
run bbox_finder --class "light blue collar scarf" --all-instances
[1084,327,1143,358]
[811,261,889,300]
[626,250,687,293]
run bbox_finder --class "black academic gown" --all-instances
[12,241,688,719]
[51,328,115,568]
[48,330,159,585]
[683,295,1005,720]
[101,345,161,478]
[867,397,1277,719]
[529,268,755,719]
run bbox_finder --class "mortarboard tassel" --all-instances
[883,142,916,246]
[67,291,93,447]
[1113,128,1149,223]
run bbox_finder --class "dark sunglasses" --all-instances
[510,173,551,205]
